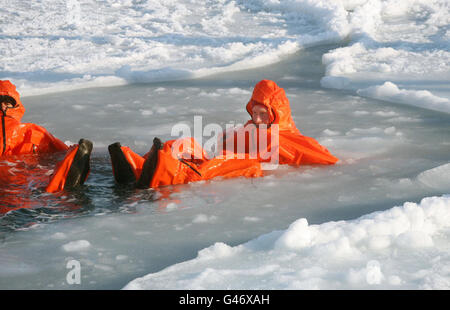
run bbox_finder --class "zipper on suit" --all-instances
[1,111,6,156]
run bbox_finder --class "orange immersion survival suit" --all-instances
[224,79,339,166]
[112,80,338,189]
[0,80,68,156]
[0,80,92,214]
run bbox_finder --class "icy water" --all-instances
[0,44,449,289]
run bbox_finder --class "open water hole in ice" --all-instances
[0,44,449,289]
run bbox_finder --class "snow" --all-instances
[319,0,450,112]
[62,240,91,252]
[3,0,448,113]
[2,0,345,96]
[0,0,449,290]
[357,82,450,114]
[124,195,450,290]
[417,163,450,192]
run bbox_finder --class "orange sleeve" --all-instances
[278,132,338,165]
[19,124,68,154]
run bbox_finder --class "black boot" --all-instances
[108,142,136,185]
[136,137,163,189]
[65,139,93,189]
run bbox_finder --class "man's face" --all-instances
[1,101,14,113]
[251,104,270,125]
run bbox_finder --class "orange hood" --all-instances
[0,80,25,121]
[246,80,299,133]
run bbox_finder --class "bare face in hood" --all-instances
[1,97,16,114]
[0,80,25,121]
[246,80,300,134]
[251,103,270,126]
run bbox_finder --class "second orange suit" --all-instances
[111,80,338,189]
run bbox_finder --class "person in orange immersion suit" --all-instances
[108,79,338,189]
[0,80,93,214]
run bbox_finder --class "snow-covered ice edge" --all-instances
[123,193,450,290]
[2,0,347,97]
[319,0,450,113]
[4,1,448,113]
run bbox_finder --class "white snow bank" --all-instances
[3,0,448,109]
[12,76,128,98]
[320,0,450,113]
[1,0,350,97]
[123,195,450,290]
[357,82,450,114]
[2,0,448,110]
[417,163,450,192]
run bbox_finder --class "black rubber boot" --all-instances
[65,139,93,189]
[108,142,136,185]
[136,137,163,189]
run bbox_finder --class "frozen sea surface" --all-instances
[0,44,448,289]
[1,0,449,290]
[3,0,448,111]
